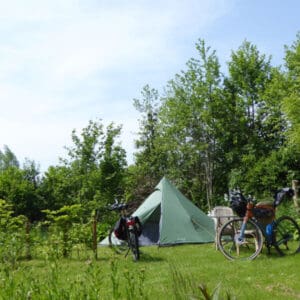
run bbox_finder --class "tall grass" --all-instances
[0,244,299,299]
[1,199,297,299]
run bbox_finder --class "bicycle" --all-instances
[108,200,142,261]
[217,188,300,260]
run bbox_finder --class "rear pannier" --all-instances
[134,216,143,236]
[114,217,127,240]
[253,204,275,225]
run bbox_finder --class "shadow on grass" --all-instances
[138,251,165,263]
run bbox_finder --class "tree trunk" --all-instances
[204,149,213,212]
[292,180,299,211]
[25,220,32,260]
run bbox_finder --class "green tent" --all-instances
[101,177,215,246]
[134,177,215,245]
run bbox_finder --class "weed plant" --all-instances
[0,198,298,299]
[0,244,299,299]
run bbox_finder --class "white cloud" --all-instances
[0,0,234,171]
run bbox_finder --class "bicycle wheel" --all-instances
[128,230,140,261]
[273,215,300,256]
[108,227,129,254]
[218,218,264,260]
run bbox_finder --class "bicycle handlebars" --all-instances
[229,187,294,207]
[108,200,128,211]
[274,187,294,207]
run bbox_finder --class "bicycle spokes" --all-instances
[218,218,263,260]
[273,216,300,256]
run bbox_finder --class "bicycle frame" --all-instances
[118,206,138,236]
[236,201,254,243]
[108,201,141,261]
[236,189,291,246]
[218,187,300,260]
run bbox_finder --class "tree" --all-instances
[158,40,223,210]
[226,41,273,151]
[0,199,28,264]
[38,165,76,210]
[43,204,84,257]
[131,85,164,202]
[283,33,300,151]
[225,41,289,193]
[0,166,41,220]
[0,145,19,170]
[23,158,41,189]
[98,123,127,204]
[0,147,43,220]
[40,119,127,212]
[63,119,104,174]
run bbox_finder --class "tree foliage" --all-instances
[283,33,300,150]
[129,85,164,202]
[1,34,300,217]
[132,36,300,208]
[0,165,41,221]
[39,119,127,217]
[156,40,223,210]
[0,145,19,170]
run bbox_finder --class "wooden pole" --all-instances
[292,180,300,212]
[25,220,32,260]
[92,210,98,260]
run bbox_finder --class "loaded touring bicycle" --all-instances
[217,188,300,260]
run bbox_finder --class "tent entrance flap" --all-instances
[139,205,161,246]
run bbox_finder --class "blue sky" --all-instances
[0,0,299,172]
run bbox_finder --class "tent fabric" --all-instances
[100,177,215,246]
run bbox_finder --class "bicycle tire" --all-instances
[218,218,264,260]
[108,227,129,254]
[273,215,300,256]
[129,230,140,261]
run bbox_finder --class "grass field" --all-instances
[1,242,299,299]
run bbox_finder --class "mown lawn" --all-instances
[1,243,299,299]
